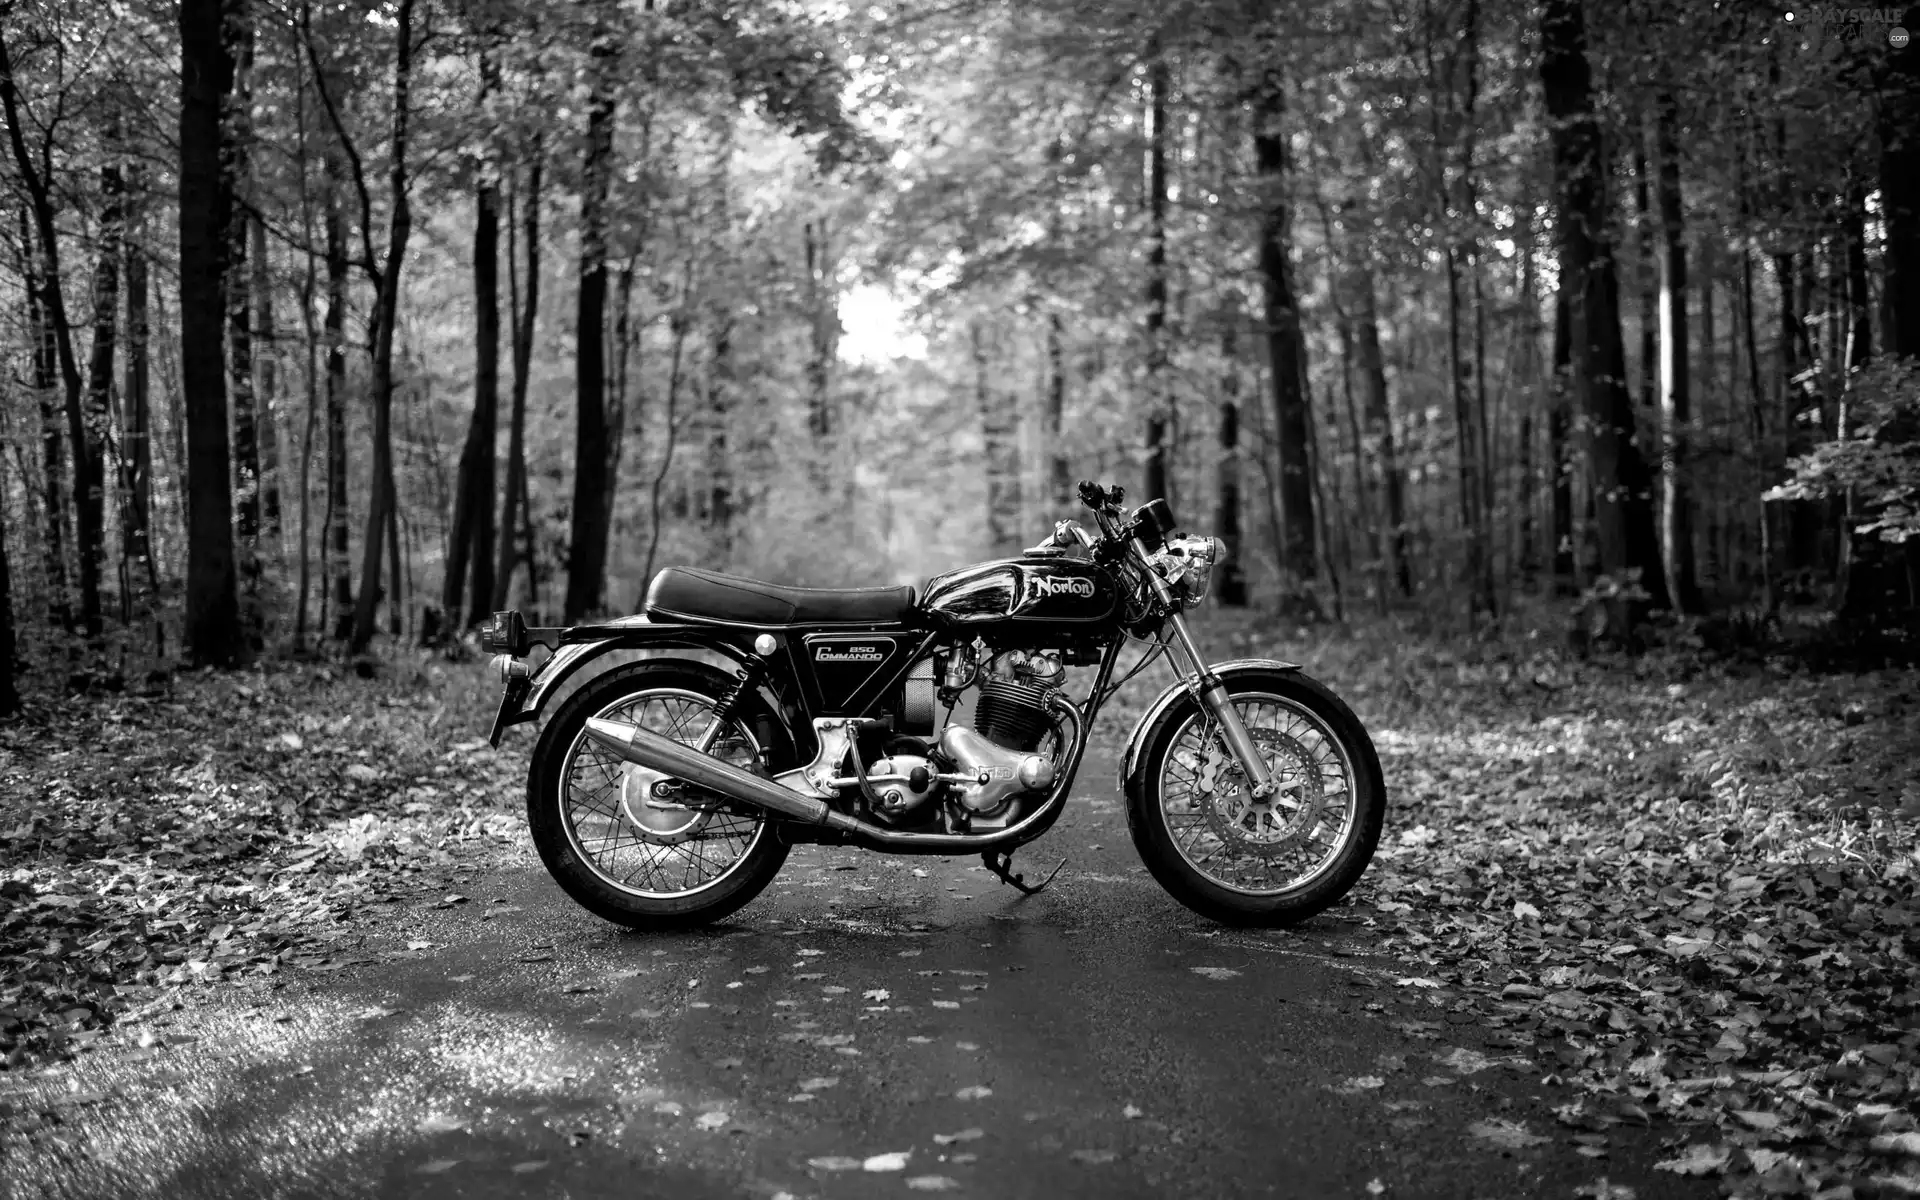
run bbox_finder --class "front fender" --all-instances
[1116,657,1301,789]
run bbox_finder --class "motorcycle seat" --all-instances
[643,566,918,627]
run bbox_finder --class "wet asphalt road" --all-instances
[2,748,1712,1200]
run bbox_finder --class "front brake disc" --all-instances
[1202,728,1323,856]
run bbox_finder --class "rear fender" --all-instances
[499,617,767,737]
[1117,658,1301,789]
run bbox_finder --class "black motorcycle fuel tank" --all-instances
[919,552,1121,630]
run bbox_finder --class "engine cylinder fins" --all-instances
[975,677,1054,751]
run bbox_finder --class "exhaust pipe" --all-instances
[583,718,866,834]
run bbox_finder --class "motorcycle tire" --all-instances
[527,660,794,931]
[1124,669,1385,927]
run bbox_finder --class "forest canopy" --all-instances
[0,0,1917,698]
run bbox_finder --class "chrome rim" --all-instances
[1156,692,1358,897]
[558,688,767,899]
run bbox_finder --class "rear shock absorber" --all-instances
[709,657,768,763]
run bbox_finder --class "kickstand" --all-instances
[982,850,1067,896]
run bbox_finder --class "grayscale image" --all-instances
[0,0,1917,1197]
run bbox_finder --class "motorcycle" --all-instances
[479,481,1384,929]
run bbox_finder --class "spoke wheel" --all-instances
[1159,695,1355,896]
[1125,669,1384,927]
[559,688,766,899]
[527,662,792,931]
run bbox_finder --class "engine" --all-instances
[860,644,1070,830]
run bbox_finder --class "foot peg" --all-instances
[982,850,1066,896]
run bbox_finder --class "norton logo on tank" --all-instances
[1029,575,1095,598]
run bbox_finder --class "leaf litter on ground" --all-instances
[0,653,524,1069]
[1256,613,1920,1200]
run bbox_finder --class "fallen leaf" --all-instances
[1434,1047,1494,1074]
[1653,1144,1732,1176]
[1872,1131,1920,1156]
[1331,1075,1386,1094]
[1467,1119,1549,1150]
[933,1127,985,1145]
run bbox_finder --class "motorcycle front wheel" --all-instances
[527,660,792,931]
[1124,669,1384,926]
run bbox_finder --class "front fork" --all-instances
[1161,611,1278,799]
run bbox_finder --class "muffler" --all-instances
[583,718,867,834]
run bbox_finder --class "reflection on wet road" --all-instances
[0,751,1708,1200]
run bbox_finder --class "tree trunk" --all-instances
[707,314,735,562]
[349,0,415,653]
[20,218,71,630]
[2,28,96,639]
[176,0,244,665]
[1550,289,1576,591]
[640,297,691,596]
[0,492,15,714]
[1653,91,1699,613]
[230,16,261,637]
[1517,217,1539,583]
[1885,18,1920,359]
[1142,56,1171,508]
[81,152,124,639]
[1742,244,1775,610]
[1214,319,1248,606]
[1047,310,1070,511]
[803,219,835,451]
[1874,19,1920,611]
[1540,0,1667,634]
[1353,263,1411,597]
[496,150,542,612]
[251,213,282,542]
[564,42,616,623]
[323,141,352,638]
[296,179,320,645]
[974,323,1022,556]
[1250,70,1318,613]
[446,46,501,633]
[605,256,636,576]
[122,162,156,626]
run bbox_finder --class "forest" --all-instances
[0,0,1913,694]
[3,5,1920,1196]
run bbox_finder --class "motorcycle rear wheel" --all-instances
[527,660,792,931]
[1124,669,1384,926]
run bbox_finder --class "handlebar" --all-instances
[1076,479,1125,514]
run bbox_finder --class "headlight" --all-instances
[1182,538,1220,606]
[1157,536,1221,607]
